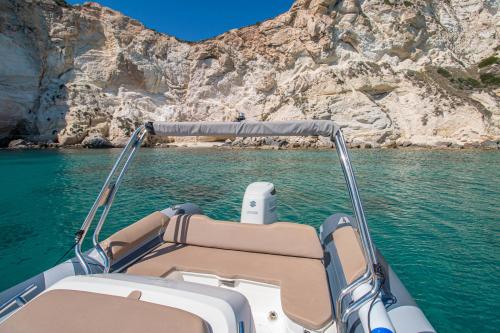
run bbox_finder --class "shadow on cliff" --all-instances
[0,0,71,147]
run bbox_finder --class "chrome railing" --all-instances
[332,130,380,333]
[74,125,148,274]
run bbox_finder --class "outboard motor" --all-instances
[241,182,277,224]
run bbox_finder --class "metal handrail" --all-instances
[332,130,380,333]
[342,278,381,323]
[92,128,148,272]
[74,126,148,274]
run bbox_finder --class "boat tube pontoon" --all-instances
[0,120,435,333]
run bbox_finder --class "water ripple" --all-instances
[0,148,499,333]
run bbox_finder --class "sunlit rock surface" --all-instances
[0,0,498,147]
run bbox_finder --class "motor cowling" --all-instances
[241,182,277,224]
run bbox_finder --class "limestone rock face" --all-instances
[0,0,498,147]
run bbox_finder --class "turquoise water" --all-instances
[0,148,498,332]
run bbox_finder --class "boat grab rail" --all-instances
[333,130,380,333]
[74,125,148,274]
[72,121,380,333]
[0,284,37,317]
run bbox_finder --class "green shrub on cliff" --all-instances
[457,77,481,88]
[437,67,452,78]
[478,56,499,68]
[480,73,500,86]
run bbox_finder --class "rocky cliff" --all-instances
[0,0,499,148]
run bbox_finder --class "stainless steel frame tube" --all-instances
[333,130,380,332]
[74,126,147,274]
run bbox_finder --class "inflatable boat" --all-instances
[0,120,435,333]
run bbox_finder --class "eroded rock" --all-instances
[0,0,498,148]
[7,139,33,149]
[81,134,113,148]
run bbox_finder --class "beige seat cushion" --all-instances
[101,211,169,262]
[0,289,210,333]
[332,226,367,284]
[126,243,333,330]
[164,214,324,259]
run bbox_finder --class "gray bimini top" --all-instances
[146,120,339,138]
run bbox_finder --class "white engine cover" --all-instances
[241,182,277,224]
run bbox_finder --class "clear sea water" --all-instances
[0,148,498,332]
